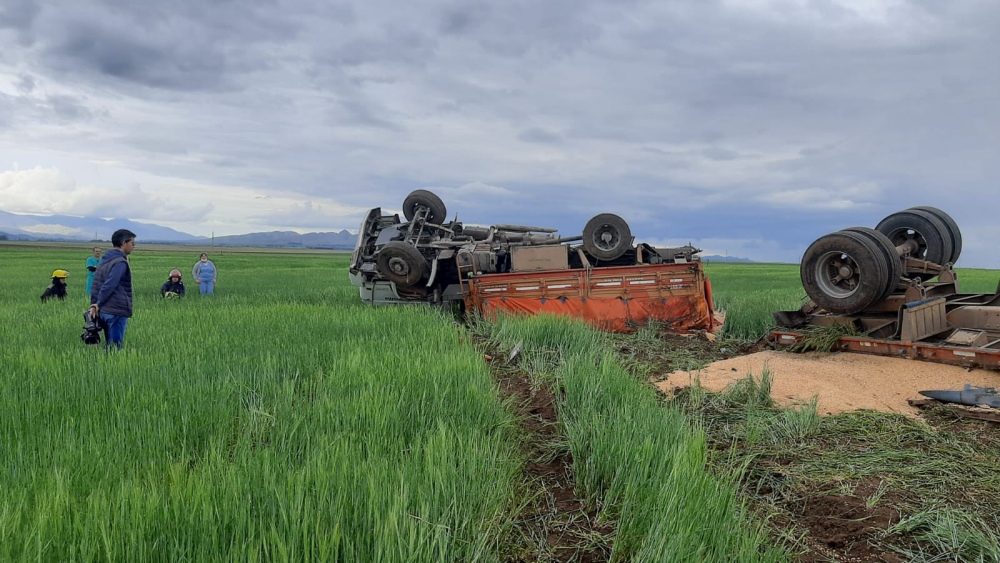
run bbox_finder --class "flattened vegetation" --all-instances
[617,327,1000,562]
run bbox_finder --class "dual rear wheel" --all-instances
[801,207,961,314]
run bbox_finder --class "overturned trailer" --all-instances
[772,207,1000,370]
[349,190,714,333]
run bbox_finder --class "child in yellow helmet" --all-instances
[41,269,69,302]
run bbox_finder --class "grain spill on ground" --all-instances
[659,350,1000,416]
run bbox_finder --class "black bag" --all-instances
[81,310,103,345]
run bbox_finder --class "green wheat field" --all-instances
[2,242,998,561]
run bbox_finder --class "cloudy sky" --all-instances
[1,0,997,264]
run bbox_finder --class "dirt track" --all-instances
[659,350,1000,416]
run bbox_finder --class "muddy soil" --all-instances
[484,346,613,562]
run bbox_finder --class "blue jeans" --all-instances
[99,313,129,350]
[199,281,214,295]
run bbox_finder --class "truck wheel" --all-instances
[840,227,901,300]
[875,209,953,267]
[800,231,887,314]
[583,213,632,260]
[402,190,447,225]
[908,206,962,265]
[377,241,427,287]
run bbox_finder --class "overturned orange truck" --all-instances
[348,190,714,333]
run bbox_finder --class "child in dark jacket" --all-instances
[161,269,186,298]
[41,269,69,302]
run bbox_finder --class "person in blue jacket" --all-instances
[192,253,217,295]
[89,229,136,350]
[85,247,102,297]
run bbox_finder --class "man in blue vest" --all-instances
[89,229,137,350]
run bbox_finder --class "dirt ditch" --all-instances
[484,347,613,562]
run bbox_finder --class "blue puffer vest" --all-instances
[91,249,133,317]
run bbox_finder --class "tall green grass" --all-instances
[484,314,788,562]
[705,263,805,341]
[1,246,520,561]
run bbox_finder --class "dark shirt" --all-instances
[41,282,67,302]
[161,280,186,297]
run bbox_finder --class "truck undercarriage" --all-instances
[349,190,713,332]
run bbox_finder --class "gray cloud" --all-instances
[44,20,232,91]
[0,0,39,34]
[0,95,12,129]
[518,127,562,144]
[46,95,93,121]
[1,0,998,265]
[14,0,306,91]
[15,74,35,93]
[702,147,740,162]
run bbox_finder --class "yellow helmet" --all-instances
[52,269,69,278]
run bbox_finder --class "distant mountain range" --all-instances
[0,211,754,260]
[207,230,355,248]
[0,211,357,249]
[0,210,202,242]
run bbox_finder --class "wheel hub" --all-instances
[594,228,619,250]
[387,256,410,276]
[815,251,861,298]
[887,229,927,259]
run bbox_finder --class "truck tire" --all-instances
[840,227,901,300]
[875,209,952,267]
[402,190,447,225]
[800,230,887,314]
[908,206,962,265]
[583,213,632,261]
[377,241,427,287]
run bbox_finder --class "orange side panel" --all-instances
[771,331,1000,371]
[704,276,715,331]
[465,263,713,333]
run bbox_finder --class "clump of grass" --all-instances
[721,368,775,411]
[772,397,821,443]
[888,507,1000,562]
[787,322,863,353]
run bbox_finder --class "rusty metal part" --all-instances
[772,271,1000,371]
